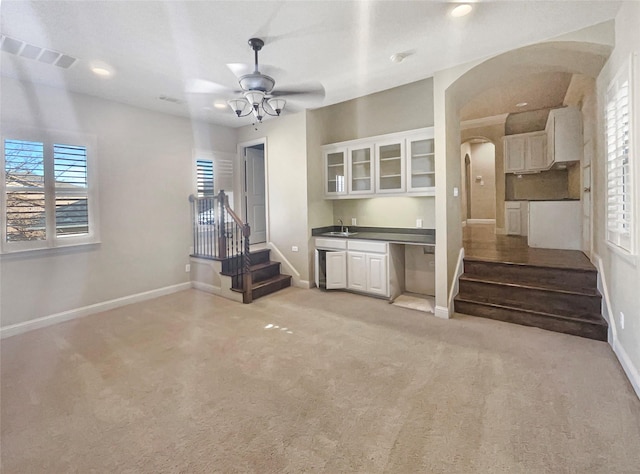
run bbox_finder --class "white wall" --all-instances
[468,142,496,220]
[0,77,237,328]
[236,112,312,286]
[594,2,640,396]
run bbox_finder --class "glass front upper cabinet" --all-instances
[375,140,405,193]
[407,134,435,192]
[324,147,347,196]
[348,145,374,194]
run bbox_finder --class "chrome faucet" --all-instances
[338,219,344,232]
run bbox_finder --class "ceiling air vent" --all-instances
[0,34,78,69]
[159,95,184,105]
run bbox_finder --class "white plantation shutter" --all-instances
[605,57,635,253]
[196,159,214,196]
[1,128,98,253]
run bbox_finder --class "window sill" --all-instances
[0,240,101,258]
[606,240,638,267]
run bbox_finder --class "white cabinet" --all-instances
[323,146,347,196]
[315,238,390,298]
[322,127,434,198]
[365,253,388,296]
[375,140,405,193]
[505,201,529,236]
[546,106,583,164]
[504,131,547,173]
[407,132,436,192]
[325,250,347,289]
[347,251,367,291]
[348,144,374,194]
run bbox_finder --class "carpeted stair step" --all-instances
[454,297,608,341]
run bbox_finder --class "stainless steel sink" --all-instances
[322,231,358,237]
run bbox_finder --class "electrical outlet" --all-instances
[351,217,357,226]
[416,218,423,228]
[185,264,191,273]
[292,246,299,252]
[620,312,625,329]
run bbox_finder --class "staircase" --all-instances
[222,248,292,301]
[454,257,608,341]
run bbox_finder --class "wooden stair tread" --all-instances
[455,296,607,326]
[459,274,600,296]
[463,256,597,273]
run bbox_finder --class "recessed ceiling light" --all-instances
[390,53,406,63]
[516,102,528,107]
[450,4,473,18]
[90,61,114,77]
[213,101,227,109]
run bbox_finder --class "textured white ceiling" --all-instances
[0,1,622,128]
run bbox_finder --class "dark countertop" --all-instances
[505,198,580,202]
[312,226,435,245]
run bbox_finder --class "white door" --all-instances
[326,251,347,289]
[245,146,266,244]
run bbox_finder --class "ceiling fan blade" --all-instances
[270,83,325,100]
[226,62,285,79]
[185,78,235,94]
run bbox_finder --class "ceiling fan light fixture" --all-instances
[267,98,286,115]
[244,90,265,108]
[228,98,249,116]
[239,73,275,93]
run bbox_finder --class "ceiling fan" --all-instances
[188,38,324,123]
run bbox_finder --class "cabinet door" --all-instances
[375,140,405,193]
[504,135,526,172]
[347,251,367,291]
[550,107,583,163]
[326,251,347,289]
[324,147,347,196]
[348,145,374,194]
[366,254,388,297]
[407,135,435,192]
[506,207,522,235]
[527,133,547,170]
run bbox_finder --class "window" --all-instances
[605,56,635,254]
[1,126,99,253]
[196,159,214,197]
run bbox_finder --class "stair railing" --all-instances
[189,190,252,303]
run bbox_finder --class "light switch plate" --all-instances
[351,217,357,225]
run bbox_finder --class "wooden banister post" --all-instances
[242,223,252,304]
[217,189,226,258]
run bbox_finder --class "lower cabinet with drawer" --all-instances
[315,238,394,298]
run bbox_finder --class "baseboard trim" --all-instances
[593,252,640,400]
[0,282,191,339]
[294,279,311,289]
[434,305,450,319]
[191,281,220,294]
[612,336,640,400]
[467,219,496,225]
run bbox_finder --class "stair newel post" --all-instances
[217,189,227,259]
[242,223,252,304]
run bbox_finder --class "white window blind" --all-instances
[605,57,635,253]
[1,127,98,253]
[196,159,214,196]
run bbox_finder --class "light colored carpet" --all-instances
[2,287,639,473]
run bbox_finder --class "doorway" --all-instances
[461,138,496,224]
[243,143,267,244]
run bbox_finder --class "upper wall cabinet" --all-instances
[546,106,583,165]
[504,106,583,175]
[322,127,435,199]
[375,139,405,193]
[407,131,436,192]
[503,131,547,173]
[349,144,374,194]
[323,146,347,196]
